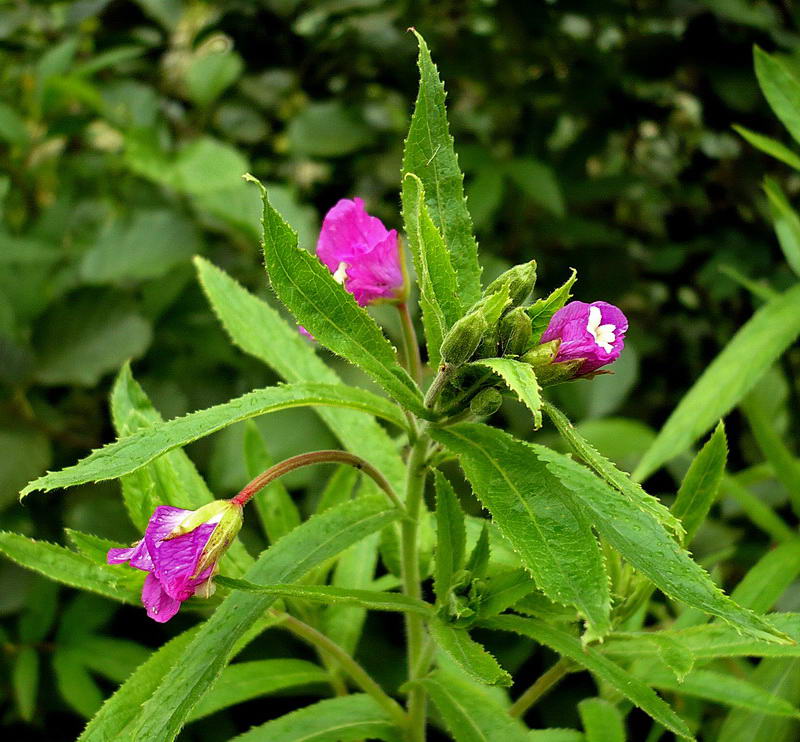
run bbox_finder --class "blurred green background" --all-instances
[2,0,800,738]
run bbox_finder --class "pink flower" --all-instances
[107,502,241,623]
[316,197,403,306]
[541,301,627,375]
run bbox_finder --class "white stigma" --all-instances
[333,261,349,285]
[586,305,616,353]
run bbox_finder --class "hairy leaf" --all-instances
[429,617,512,686]
[476,358,542,428]
[433,470,467,604]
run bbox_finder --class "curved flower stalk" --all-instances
[107,500,243,623]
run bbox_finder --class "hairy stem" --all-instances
[508,658,573,718]
[272,610,408,728]
[400,434,430,741]
[397,302,424,387]
[232,450,403,511]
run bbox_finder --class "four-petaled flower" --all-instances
[541,300,627,374]
[317,197,403,306]
[107,501,242,623]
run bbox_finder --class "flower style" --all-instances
[316,197,403,306]
[107,501,242,623]
[541,300,627,374]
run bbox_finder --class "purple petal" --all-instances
[107,538,153,571]
[142,573,182,623]
[149,522,217,601]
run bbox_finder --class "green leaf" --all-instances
[402,30,482,305]
[287,101,376,157]
[527,270,577,342]
[534,445,789,644]
[195,256,405,493]
[475,358,542,429]
[229,694,400,742]
[716,658,800,742]
[215,577,432,615]
[430,424,611,638]
[121,496,400,740]
[70,636,150,684]
[187,659,329,721]
[671,422,727,544]
[0,102,29,147]
[477,568,538,619]
[419,670,530,742]
[249,176,426,416]
[527,731,585,742]
[53,647,104,719]
[434,471,467,604]
[22,382,406,496]
[734,125,800,171]
[243,421,301,543]
[641,667,800,718]
[633,282,800,480]
[0,532,142,603]
[578,698,625,742]
[429,617,511,686]
[13,647,38,721]
[486,615,693,740]
[754,46,800,146]
[731,539,800,614]
[78,628,201,742]
[186,50,243,108]
[401,172,463,366]
[763,176,800,277]
[505,158,565,217]
[544,401,683,537]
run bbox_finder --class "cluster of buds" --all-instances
[430,260,627,416]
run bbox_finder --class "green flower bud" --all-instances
[484,261,537,307]
[193,502,244,577]
[440,312,488,365]
[536,359,585,386]
[499,307,533,356]
[475,327,498,359]
[520,339,561,368]
[166,500,231,538]
[469,387,503,416]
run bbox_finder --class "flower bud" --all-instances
[484,261,537,307]
[520,339,560,368]
[536,359,585,386]
[193,502,244,577]
[499,308,533,356]
[469,387,503,416]
[440,312,488,365]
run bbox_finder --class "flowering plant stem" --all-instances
[508,658,574,718]
[400,432,430,742]
[231,449,404,512]
[270,609,409,728]
[397,302,424,386]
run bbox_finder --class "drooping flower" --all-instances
[540,300,627,375]
[316,197,403,306]
[107,501,242,623]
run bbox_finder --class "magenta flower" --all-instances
[541,301,627,375]
[316,197,403,306]
[107,502,241,623]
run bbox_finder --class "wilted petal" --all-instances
[142,572,182,623]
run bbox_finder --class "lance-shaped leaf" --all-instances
[0,532,142,604]
[475,358,542,428]
[486,615,693,740]
[402,30,482,305]
[527,269,577,342]
[215,577,433,615]
[433,471,466,604]
[401,172,463,366]
[187,659,330,721]
[633,282,800,481]
[534,444,789,644]
[429,617,511,686]
[763,176,800,277]
[734,125,800,172]
[731,539,800,614]
[120,496,400,740]
[229,694,401,742]
[418,670,530,742]
[754,46,800,146]
[110,364,252,574]
[543,401,682,538]
[195,256,405,493]
[248,175,427,417]
[22,382,406,495]
[431,424,611,638]
[578,698,625,742]
[671,422,727,544]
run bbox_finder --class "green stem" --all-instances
[401,433,430,742]
[272,610,408,729]
[508,658,573,718]
[232,450,404,512]
[397,302,424,387]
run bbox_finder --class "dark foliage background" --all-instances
[2,0,800,739]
